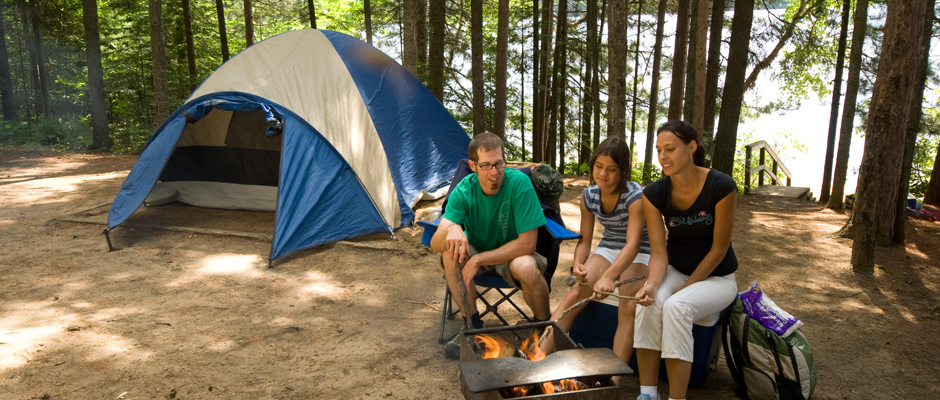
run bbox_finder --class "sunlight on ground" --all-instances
[0,302,153,371]
[198,254,267,276]
[296,270,350,301]
[0,172,126,206]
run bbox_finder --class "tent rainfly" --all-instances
[108,29,470,262]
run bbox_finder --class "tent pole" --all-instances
[103,229,116,252]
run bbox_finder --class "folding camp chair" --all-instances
[417,160,580,344]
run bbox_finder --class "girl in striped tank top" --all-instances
[541,137,650,382]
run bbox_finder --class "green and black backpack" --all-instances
[722,296,817,400]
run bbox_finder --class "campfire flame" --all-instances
[473,331,595,397]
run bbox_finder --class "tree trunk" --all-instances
[149,0,170,125]
[580,0,596,168]
[244,0,254,46]
[703,0,726,153]
[427,0,444,100]
[216,0,230,61]
[536,0,555,161]
[711,0,754,175]
[417,0,428,68]
[643,0,667,182]
[549,0,568,172]
[21,3,38,118]
[29,0,51,117]
[183,0,197,89]
[308,0,317,29]
[629,0,644,169]
[471,0,485,135]
[494,0,509,139]
[365,0,373,45]
[0,0,16,121]
[667,0,690,120]
[403,0,417,75]
[607,0,627,140]
[682,0,698,123]
[820,0,851,203]
[851,0,928,273]
[828,0,869,210]
[532,0,541,159]
[925,140,940,206]
[742,0,814,92]
[84,0,110,149]
[592,0,606,153]
[691,0,707,132]
[893,0,934,246]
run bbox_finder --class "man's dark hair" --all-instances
[589,136,632,192]
[468,132,504,162]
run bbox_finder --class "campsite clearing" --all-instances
[1,146,939,399]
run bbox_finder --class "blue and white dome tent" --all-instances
[108,29,470,262]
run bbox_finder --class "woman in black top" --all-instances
[632,121,739,400]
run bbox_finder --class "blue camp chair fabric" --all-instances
[108,30,470,261]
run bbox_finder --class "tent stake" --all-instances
[103,229,116,252]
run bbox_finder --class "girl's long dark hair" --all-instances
[657,120,708,167]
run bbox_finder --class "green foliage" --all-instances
[0,116,92,150]
[731,131,808,194]
[910,134,939,199]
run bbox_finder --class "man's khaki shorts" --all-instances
[440,243,548,288]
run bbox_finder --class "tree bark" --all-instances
[592,0,606,153]
[417,0,428,68]
[925,140,940,206]
[308,0,317,29]
[536,0,555,161]
[691,0,707,132]
[0,0,16,121]
[20,3,37,119]
[403,0,417,75]
[29,0,51,117]
[494,0,509,139]
[549,0,568,172]
[666,0,690,120]
[580,0,596,168]
[532,0,541,159]
[216,0,230,61]
[607,0,627,140]
[149,0,170,125]
[851,0,928,273]
[471,0,485,135]
[183,0,197,88]
[703,0,726,153]
[893,0,934,246]
[365,0,373,45]
[828,0,869,210]
[711,0,754,175]
[84,0,111,149]
[682,0,698,123]
[427,0,445,100]
[629,0,644,166]
[820,0,851,203]
[642,0,667,182]
[244,0,254,46]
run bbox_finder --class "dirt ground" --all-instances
[1,146,939,400]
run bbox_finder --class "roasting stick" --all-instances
[454,261,474,331]
[538,275,647,346]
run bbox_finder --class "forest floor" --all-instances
[1,145,939,400]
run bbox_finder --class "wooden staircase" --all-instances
[743,141,814,201]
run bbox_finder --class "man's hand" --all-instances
[445,224,471,265]
[461,257,481,293]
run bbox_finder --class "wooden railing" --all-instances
[744,141,792,194]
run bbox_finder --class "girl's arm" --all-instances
[635,194,668,306]
[593,198,645,298]
[677,189,736,291]
[571,194,595,282]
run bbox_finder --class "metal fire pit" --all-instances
[457,321,633,400]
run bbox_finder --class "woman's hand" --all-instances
[593,274,617,300]
[634,282,658,307]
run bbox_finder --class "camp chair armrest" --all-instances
[544,218,579,241]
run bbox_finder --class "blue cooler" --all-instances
[568,294,731,387]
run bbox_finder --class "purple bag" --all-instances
[739,282,803,337]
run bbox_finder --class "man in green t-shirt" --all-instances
[430,132,548,359]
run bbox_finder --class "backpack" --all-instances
[722,296,817,400]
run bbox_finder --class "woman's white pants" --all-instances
[633,266,738,362]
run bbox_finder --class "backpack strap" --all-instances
[722,310,749,399]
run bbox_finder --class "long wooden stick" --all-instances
[540,275,647,345]
[454,261,473,331]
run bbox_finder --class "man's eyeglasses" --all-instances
[474,160,506,171]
